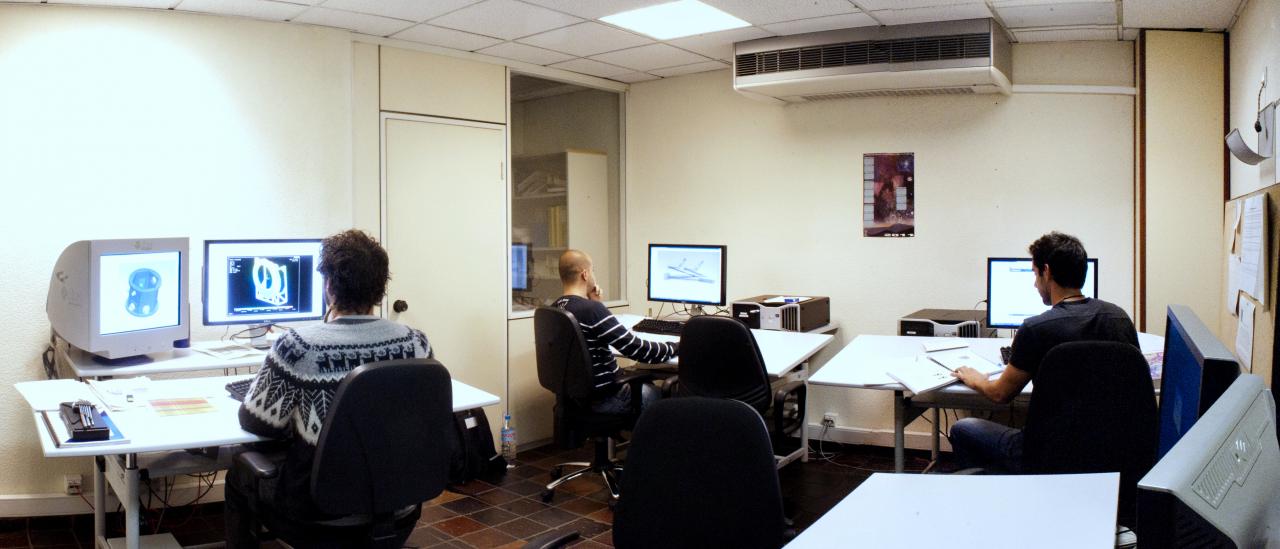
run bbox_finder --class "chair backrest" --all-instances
[613,397,786,549]
[533,306,595,402]
[311,358,455,516]
[1024,341,1158,524]
[677,315,771,413]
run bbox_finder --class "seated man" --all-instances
[553,249,674,414]
[225,229,433,548]
[949,231,1138,472]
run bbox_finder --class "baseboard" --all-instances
[0,481,225,518]
[805,423,953,453]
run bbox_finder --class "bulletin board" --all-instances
[1219,184,1280,387]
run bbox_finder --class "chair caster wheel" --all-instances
[541,490,555,503]
[607,499,618,512]
[549,466,562,480]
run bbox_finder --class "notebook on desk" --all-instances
[886,348,1004,395]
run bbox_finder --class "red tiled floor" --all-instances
[434,516,488,538]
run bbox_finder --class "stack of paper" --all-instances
[883,345,1005,395]
[927,347,1004,377]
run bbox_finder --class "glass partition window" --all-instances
[510,74,622,313]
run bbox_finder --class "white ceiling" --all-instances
[14,0,1249,85]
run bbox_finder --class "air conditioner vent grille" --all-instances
[736,33,991,77]
[800,87,977,101]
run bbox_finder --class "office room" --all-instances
[2,0,1279,547]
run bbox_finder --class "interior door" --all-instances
[383,114,507,425]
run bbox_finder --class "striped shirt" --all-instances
[553,295,677,397]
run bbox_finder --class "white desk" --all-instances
[615,314,834,468]
[786,472,1120,548]
[26,375,499,549]
[62,340,267,379]
[809,333,1164,472]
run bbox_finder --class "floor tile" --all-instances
[491,517,549,540]
[442,497,491,515]
[526,507,580,529]
[496,498,550,516]
[557,497,606,517]
[591,530,613,547]
[502,479,546,497]
[430,491,467,505]
[457,527,518,548]
[474,489,523,506]
[468,507,519,527]
[562,517,609,539]
[419,504,460,525]
[434,516,488,538]
[408,526,449,546]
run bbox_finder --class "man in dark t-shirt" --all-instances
[948,232,1139,472]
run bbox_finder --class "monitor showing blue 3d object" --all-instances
[203,239,325,326]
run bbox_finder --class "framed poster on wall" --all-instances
[863,152,915,237]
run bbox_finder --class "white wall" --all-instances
[1229,0,1280,198]
[0,5,353,497]
[625,42,1136,446]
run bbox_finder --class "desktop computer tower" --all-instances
[898,309,994,338]
[732,295,830,332]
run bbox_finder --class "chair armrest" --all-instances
[772,379,805,405]
[772,380,807,437]
[616,371,654,417]
[523,527,581,549]
[235,451,280,480]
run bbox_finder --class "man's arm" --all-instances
[953,364,1032,404]
[584,313,678,364]
[238,353,295,439]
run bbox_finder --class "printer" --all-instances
[732,295,830,332]
[898,309,994,338]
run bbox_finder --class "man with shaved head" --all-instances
[553,249,674,413]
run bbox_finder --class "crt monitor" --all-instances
[203,239,325,325]
[1156,304,1241,458]
[1136,374,1279,547]
[647,244,727,306]
[986,257,1098,329]
[512,243,531,292]
[46,237,191,360]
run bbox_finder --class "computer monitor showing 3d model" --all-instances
[647,244,727,306]
[46,237,191,361]
[986,257,1098,329]
[203,239,325,326]
[512,243,531,292]
[1156,304,1241,459]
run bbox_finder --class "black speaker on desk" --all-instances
[898,309,994,338]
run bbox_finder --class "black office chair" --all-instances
[1023,341,1157,526]
[675,315,806,452]
[613,397,789,549]
[533,306,650,503]
[232,358,455,548]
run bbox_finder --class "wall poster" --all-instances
[863,152,915,237]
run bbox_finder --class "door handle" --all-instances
[392,300,409,313]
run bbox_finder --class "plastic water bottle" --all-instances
[500,413,516,466]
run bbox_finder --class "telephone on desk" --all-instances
[59,400,110,442]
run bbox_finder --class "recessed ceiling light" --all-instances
[601,0,750,40]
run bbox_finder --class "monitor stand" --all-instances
[248,323,273,350]
[686,304,709,316]
[91,354,154,366]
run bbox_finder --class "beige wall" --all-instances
[1230,0,1280,198]
[1143,31,1225,336]
[0,6,353,496]
[624,41,1136,446]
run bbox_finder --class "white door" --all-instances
[382,114,507,423]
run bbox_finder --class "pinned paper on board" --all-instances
[1225,194,1269,315]
[1236,298,1256,372]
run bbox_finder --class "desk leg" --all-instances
[94,457,105,548]
[894,390,906,474]
[931,408,940,462]
[124,454,140,549]
[800,363,809,463]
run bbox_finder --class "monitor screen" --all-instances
[1155,304,1241,458]
[512,243,531,292]
[98,251,182,336]
[647,244,727,306]
[204,240,325,325]
[986,257,1098,329]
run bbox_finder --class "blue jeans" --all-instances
[592,382,659,415]
[949,417,1024,473]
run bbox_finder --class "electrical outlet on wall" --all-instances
[822,412,838,427]
[64,474,82,496]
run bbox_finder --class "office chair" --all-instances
[1023,341,1157,527]
[533,306,651,503]
[675,315,806,452]
[613,397,789,549]
[232,358,455,548]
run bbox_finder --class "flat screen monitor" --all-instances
[1156,304,1240,459]
[46,237,191,360]
[203,239,325,325]
[512,243,531,292]
[986,257,1098,329]
[647,244,727,306]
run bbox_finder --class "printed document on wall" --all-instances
[1236,298,1256,372]
[1240,194,1268,309]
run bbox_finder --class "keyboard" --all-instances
[226,379,253,402]
[1000,346,1012,365]
[632,318,686,336]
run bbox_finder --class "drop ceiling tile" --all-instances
[856,0,985,11]
[476,41,576,65]
[175,0,307,20]
[321,0,479,22]
[392,24,504,50]
[994,2,1116,28]
[520,0,670,20]
[1122,0,1239,29]
[590,43,709,71]
[612,72,662,83]
[428,0,582,40]
[701,0,859,25]
[869,3,993,26]
[518,21,653,57]
[47,0,177,7]
[762,12,879,35]
[667,26,773,61]
[1013,26,1118,42]
[293,7,415,35]
[650,60,730,77]
[548,58,633,77]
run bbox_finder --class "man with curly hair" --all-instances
[224,229,433,547]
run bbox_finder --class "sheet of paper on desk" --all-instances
[87,377,152,411]
[922,340,967,353]
[15,379,96,411]
[927,347,1003,376]
[149,398,216,416]
[885,356,957,395]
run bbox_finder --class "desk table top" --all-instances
[614,314,833,377]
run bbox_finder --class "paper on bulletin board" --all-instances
[1240,194,1269,309]
[1236,298,1256,372]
